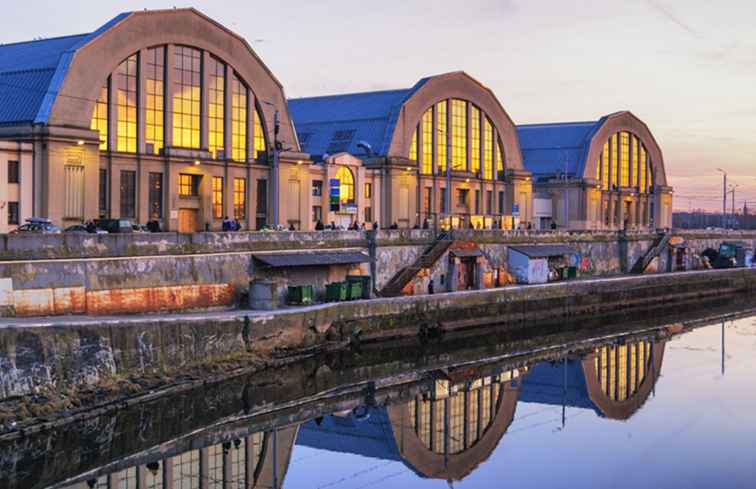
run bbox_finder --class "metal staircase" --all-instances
[380,232,452,297]
[631,231,672,274]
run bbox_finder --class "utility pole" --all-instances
[260,100,281,228]
[717,168,727,229]
[729,183,739,229]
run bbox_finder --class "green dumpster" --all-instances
[288,285,314,305]
[346,280,363,301]
[346,275,371,299]
[567,266,578,279]
[325,282,348,302]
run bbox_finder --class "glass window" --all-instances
[172,46,201,149]
[231,74,247,161]
[451,99,466,171]
[471,106,481,174]
[253,107,266,161]
[212,176,223,219]
[409,127,418,162]
[336,166,355,205]
[423,186,432,215]
[457,188,468,207]
[173,450,199,489]
[99,169,108,216]
[436,101,447,173]
[91,83,109,150]
[149,172,163,219]
[610,133,619,188]
[178,173,201,197]
[364,182,372,199]
[312,205,322,222]
[421,109,433,175]
[208,56,225,159]
[601,142,610,190]
[256,179,267,214]
[312,179,323,196]
[145,47,165,154]
[7,202,18,225]
[364,206,372,223]
[234,177,246,220]
[116,54,138,153]
[498,190,505,214]
[631,135,639,188]
[639,144,648,192]
[496,141,504,178]
[7,160,19,184]
[120,170,136,218]
[483,118,493,180]
[620,132,630,187]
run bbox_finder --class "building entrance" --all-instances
[178,209,199,233]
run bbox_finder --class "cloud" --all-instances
[644,0,701,38]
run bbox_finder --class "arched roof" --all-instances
[288,71,526,171]
[0,9,298,149]
[517,111,667,186]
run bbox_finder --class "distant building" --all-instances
[0,141,32,232]
[518,112,673,230]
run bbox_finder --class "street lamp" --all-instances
[716,168,727,229]
[729,183,739,229]
[260,100,282,228]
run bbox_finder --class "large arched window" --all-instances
[596,131,652,193]
[89,44,268,162]
[336,166,354,205]
[408,99,506,180]
[593,340,652,402]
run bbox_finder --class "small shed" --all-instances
[508,245,577,284]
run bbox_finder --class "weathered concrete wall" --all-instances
[1,268,753,402]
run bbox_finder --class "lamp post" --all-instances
[717,168,727,229]
[260,100,281,228]
[729,183,739,229]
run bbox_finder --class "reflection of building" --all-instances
[518,112,673,230]
[519,338,666,420]
[290,72,534,230]
[60,426,298,489]
[297,367,523,481]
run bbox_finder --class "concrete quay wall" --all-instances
[0,268,754,402]
[0,229,751,317]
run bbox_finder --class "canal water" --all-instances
[2,301,755,489]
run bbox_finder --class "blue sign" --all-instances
[512,203,520,217]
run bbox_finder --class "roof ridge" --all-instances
[0,32,90,48]
[289,87,411,101]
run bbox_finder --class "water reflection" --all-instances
[5,301,754,489]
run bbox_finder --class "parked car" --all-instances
[64,224,108,234]
[11,217,62,234]
[94,219,134,234]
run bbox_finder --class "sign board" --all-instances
[512,203,520,217]
[343,204,358,214]
[329,179,341,212]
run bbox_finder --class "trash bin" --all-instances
[326,282,348,302]
[288,285,314,305]
[567,266,577,279]
[346,275,371,299]
[346,280,363,301]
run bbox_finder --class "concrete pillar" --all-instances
[448,257,459,292]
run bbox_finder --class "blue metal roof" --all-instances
[518,359,601,414]
[0,13,130,125]
[516,118,606,179]
[288,78,430,158]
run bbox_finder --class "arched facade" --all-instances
[519,111,672,230]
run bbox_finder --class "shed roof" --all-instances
[288,78,430,158]
[0,13,130,125]
[508,245,577,258]
[516,118,607,179]
[252,250,370,268]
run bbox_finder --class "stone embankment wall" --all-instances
[0,268,753,402]
[0,229,752,317]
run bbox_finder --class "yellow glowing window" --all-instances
[409,128,418,162]
[496,141,504,178]
[91,83,108,151]
[172,46,201,149]
[115,54,137,153]
[471,106,481,174]
[336,166,355,205]
[436,101,447,173]
[231,74,247,161]
[610,133,619,188]
[620,132,630,187]
[639,145,647,192]
[208,56,225,159]
[601,142,609,189]
[483,118,493,180]
[178,173,200,197]
[254,106,266,160]
[451,99,467,171]
[421,109,433,174]
[212,176,223,219]
[233,177,246,220]
[145,47,165,155]
[631,135,639,188]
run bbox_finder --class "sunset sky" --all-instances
[3,0,754,212]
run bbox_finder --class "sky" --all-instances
[2,0,754,212]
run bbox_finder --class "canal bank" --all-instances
[1,267,754,407]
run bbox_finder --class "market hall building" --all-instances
[0,8,312,232]
[518,111,673,231]
[289,71,535,230]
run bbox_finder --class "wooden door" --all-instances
[178,209,199,233]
